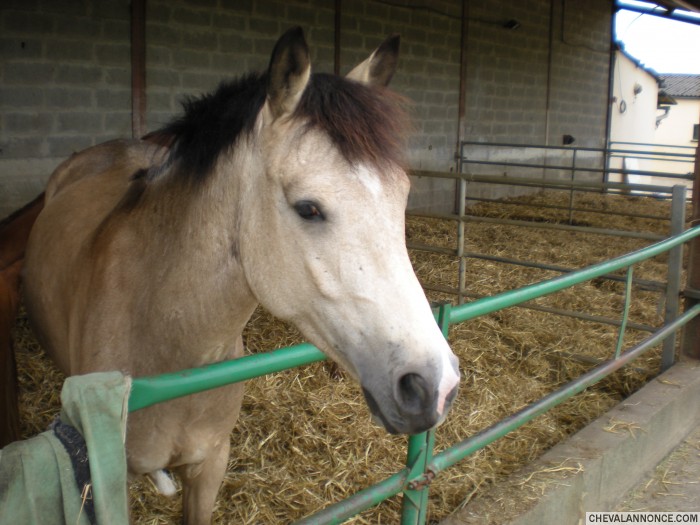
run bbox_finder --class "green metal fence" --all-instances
[129,224,700,524]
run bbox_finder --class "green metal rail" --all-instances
[128,225,700,524]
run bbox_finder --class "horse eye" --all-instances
[294,201,325,221]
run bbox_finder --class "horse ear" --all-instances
[266,26,311,119]
[346,34,400,87]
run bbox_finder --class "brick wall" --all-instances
[0,0,613,216]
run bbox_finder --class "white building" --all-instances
[654,74,700,187]
[609,45,697,191]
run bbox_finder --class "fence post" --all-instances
[682,143,700,360]
[568,148,577,224]
[457,179,467,305]
[400,303,452,524]
[401,431,435,525]
[661,185,686,370]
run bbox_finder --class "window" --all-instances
[694,123,699,142]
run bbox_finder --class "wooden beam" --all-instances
[682,136,700,360]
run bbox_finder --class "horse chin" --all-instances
[361,386,441,435]
[362,387,399,434]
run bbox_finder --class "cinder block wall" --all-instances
[0,0,612,216]
[0,1,133,210]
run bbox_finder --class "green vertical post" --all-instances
[614,266,633,359]
[437,303,452,339]
[401,431,435,524]
[400,304,452,524]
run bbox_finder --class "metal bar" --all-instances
[455,291,656,333]
[400,303,450,523]
[424,303,700,478]
[610,141,697,152]
[459,251,665,292]
[460,159,692,180]
[438,303,451,338]
[462,195,675,222]
[459,140,696,158]
[409,210,666,241]
[449,226,700,325]
[419,285,656,332]
[294,470,408,525]
[568,149,577,225]
[608,150,695,159]
[463,159,602,173]
[457,180,467,305]
[608,154,695,164]
[460,141,606,154]
[661,186,687,370]
[412,170,680,195]
[129,343,325,412]
[602,170,692,180]
[463,215,664,241]
[401,432,434,525]
[497,301,656,332]
[614,267,633,359]
[549,350,650,375]
[610,140,695,150]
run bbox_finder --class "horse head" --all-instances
[238,28,460,435]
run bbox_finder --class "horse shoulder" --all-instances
[24,140,165,373]
[45,139,165,201]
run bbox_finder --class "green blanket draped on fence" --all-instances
[0,371,131,525]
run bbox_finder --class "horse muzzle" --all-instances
[361,357,460,435]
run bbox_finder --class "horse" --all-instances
[23,28,460,524]
[0,193,44,447]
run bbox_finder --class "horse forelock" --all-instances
[148,71,410,184]
[295,74,411,174]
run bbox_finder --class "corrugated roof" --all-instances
[658,74,700,97]
[656,0,700,12]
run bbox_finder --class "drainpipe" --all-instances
[131,0,147,138]
[334,0,341,76]
[544,0,555,147]
[655,106,671,128]
[602,1,616,185]
[454,0,469,214]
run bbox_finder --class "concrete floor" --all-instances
[440,360,700,525]
[616,425,700,512]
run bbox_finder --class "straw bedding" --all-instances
[11,190,689,524]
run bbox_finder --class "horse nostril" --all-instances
[397,373,431,415]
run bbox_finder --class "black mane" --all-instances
[150,72,267,179]
[149,71,410,183]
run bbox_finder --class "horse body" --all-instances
[23,28,460,524]
[0,193,44,447]
[1,261,24,448]
[26,139,251,520]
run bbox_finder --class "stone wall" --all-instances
[0,0,613,216]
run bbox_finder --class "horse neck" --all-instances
[136,152,260,355]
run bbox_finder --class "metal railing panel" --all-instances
[126,225,700,525]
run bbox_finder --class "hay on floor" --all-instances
[12,190,690,523]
